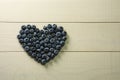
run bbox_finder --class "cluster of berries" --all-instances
[17,24,67,65]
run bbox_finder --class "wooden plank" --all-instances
[0,23,120,51]
[0,52,116,80]
[0,0,120,22]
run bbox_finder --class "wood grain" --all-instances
[0,52,120,80]
[0,23,120,51]
[0,0,120,22]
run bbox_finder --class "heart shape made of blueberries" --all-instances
[17,24,67,65]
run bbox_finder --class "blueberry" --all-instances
[57,26,63,32]
[37,33,41,37]
[37,58,42,63]
[52,24,57,29]
[35,28,40,33]
[41,59,46,65]
[40,40,44,45]
[22,43,27,48]
[56,45,61,50]
[30,47,36,51]
[44,30,49,34]
[35,44,40,48]
[21,34,26,38]
[47,52,52,56]
[47,43,52,48]
[54,50,59,55]
[43,26,47,30]
[62,36,67,41]
[40,46,44,50]
[46,56,50,62]
[27,24,31,29]
[20,30,24,34]
[44,47,49,52]
[24,46,30,51]
[52,44,56,48]
[35,40,39,44]
[41,34,46,39]
[19,39,24,43]
[40,30,44,34]
[36,49,41,52]
[50,38,55,43]
[44,43,48,47]
[27,34,32,38]
[29,29,34,33]
[56,32,62,37]
[47,24,52,29]
[44,38,49,43]
[33,32,37,36]
[60,41,65,46]
[56,40,60,45]
[24,29,29,34]
[28,51,33,55]
[49,28,54,33]
[50,48,54,52]
[27,43,32,46]
[51,53,55,59]
[47,35,52,38]
[62,31,67,36]
[21,25,26,30]
[31,25,36,29]
[41,54,47,59]
[23,38,29,43]
[37,53,42,58]
[17,35,22,39]
[51,33,55,37]
[31,53,36,58]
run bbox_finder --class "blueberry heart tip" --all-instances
[17,24,67,65]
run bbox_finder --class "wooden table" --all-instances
[0,0,120,80]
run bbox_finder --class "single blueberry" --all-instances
[56,45,61,50]
[27,24,32,29]
[29,29,34,33]
[44,47,49,52]
[19,30,24,34]
[37,53,42,58]
[21,25,26,30]
[56,32,62,37]
[62,31,67,36]
[52,24,57,29]
[60,40,65,46]
[24,46,30,51]
[19,39,24,43]
[17,35,22,39]
[47,24,52,29]
[23,38,29,43]
[54,50,59,55]
[41,59,46,65]
[57,26,63,32]
[50,48,54,52]
[31,53,36,58]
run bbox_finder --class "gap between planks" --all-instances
[0,51,120,52]
[0,21,120,23]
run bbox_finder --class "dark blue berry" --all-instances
[62,31,67,36]
[60,41,65,46]
[31,53,36,58]
[41,59,46,65]
[20,30,24,34]
[56,45,61,50]
[56,32,62,37]
[21,25,26,30]
[50,38,55,43]
[17,35,21,39]
[24,46,29,51]
[57,26,63,32]
[44,47,49,52]
[24,38,29,43]
[37,53,42,58]
[29,29,34,33]
[54,50,59,55]
[50,48,54,52]
[47,24,52,29]
[52,24,57,29]
[19,39,24,43]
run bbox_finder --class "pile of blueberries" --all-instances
[17,24,67,65]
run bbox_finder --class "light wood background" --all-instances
[0,0,120,80]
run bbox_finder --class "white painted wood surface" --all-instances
[0,0,120,22]
[0,0,120,80]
